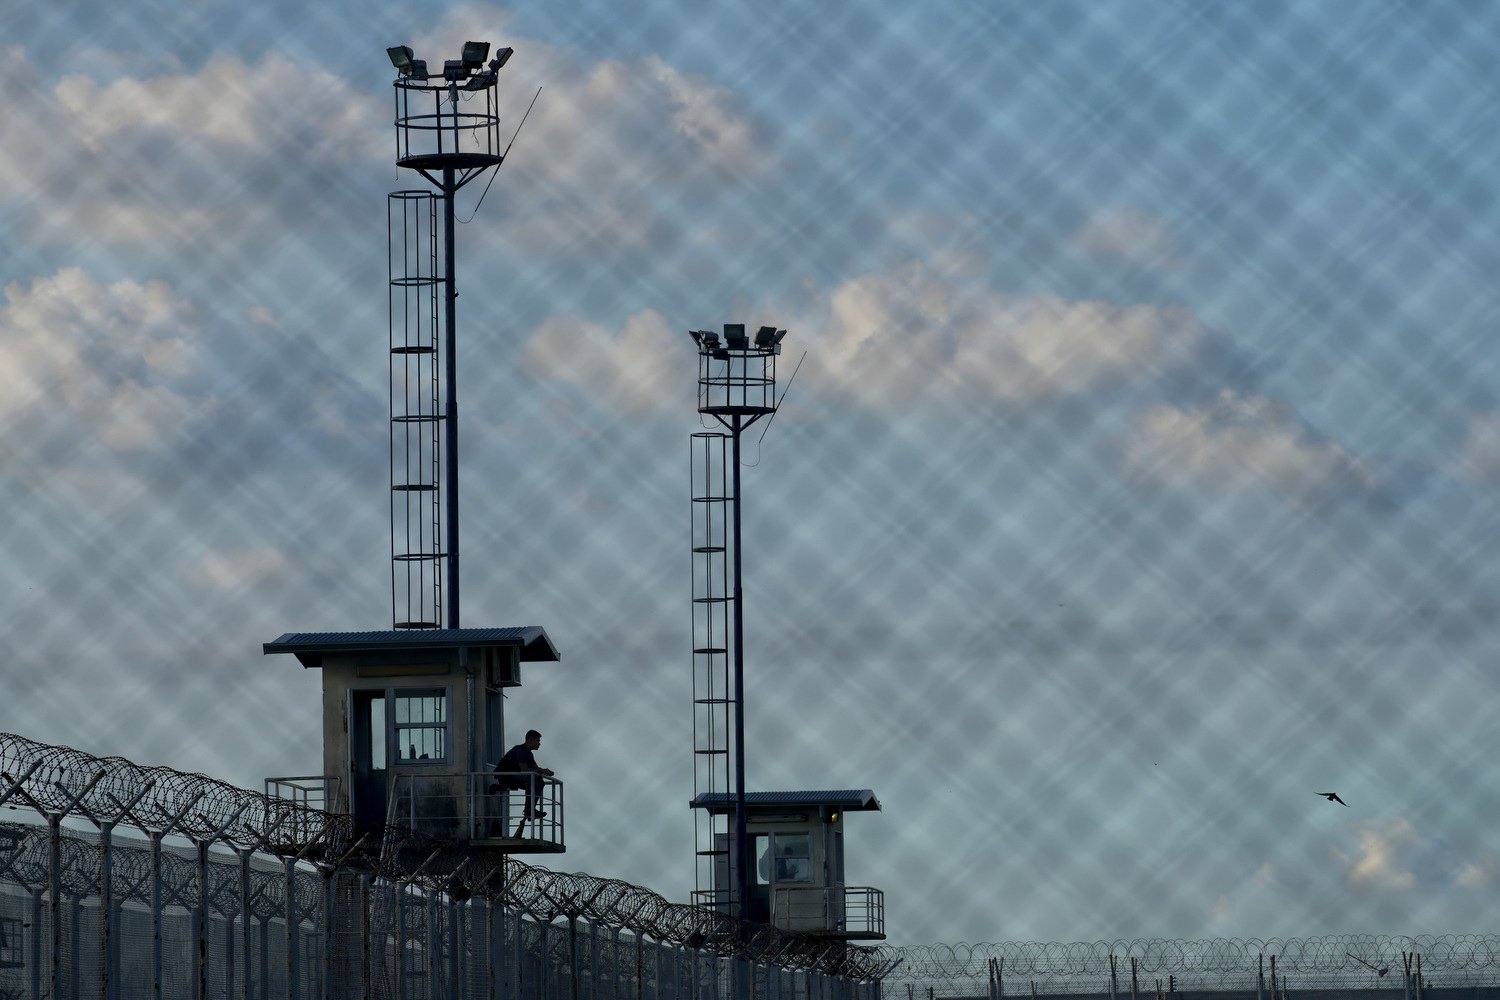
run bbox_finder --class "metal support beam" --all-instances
[442,166,460,628]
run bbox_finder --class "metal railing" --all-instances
[387,770,564,848]
[773,885,885,939]
[265,774,338,811]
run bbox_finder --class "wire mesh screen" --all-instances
[4,0,1500,977]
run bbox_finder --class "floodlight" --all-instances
[387,46,414,72]
[464,71,495,91]
[462,41,490,70]
[491,46,514,69]
[723,324,748,350]
[443,60,469,82]
[701,332,721,349]
[407,59,429,81]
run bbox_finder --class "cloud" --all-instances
[484,42,769,253]
[1122,389,1377,502]
[1456,860,1497,888]
[522,262,1208,414]
[1457,411,1500,481]
[523,308,686,413]
[0,268,213,455]
[1330,817,1494,893]
[1337,817,1421,890]
[53,52,383,161]
[520,263,1208,414]
[184,548,291,591]
[799,261,1208,406]
[4,50,385,249]
[1075,208,1181,267]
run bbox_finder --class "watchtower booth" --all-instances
[263,627,564,853]
[692,790,884,939]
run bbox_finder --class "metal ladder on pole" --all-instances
[388,190,445,630]
[691,430,734,910]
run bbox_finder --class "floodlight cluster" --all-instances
[690,324,787,359]
[387,40,513,87]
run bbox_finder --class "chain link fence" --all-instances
[878,937,1500,999]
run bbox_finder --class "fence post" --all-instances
[286,857,302,1000]
[358,873,372,1000]
[152,832,164,1000]
[197,840,212,1000]
[453,898,466,1000]
[30,890,42,1000]
[427,894,440,1000]
[100,821,114,1000]
[571,918,582,1000]
[1109,955,1117,1000]
[396,881,409,1000]
[488,897,500,1000]
[48,814,62,1000]
[239,851,254,1000]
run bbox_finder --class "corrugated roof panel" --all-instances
[691,789,881,812]
[263,626,560,664]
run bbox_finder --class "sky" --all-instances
[3,0,1500,947]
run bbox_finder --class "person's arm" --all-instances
[527,749,554,777]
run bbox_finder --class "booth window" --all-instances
[394,690,448,762]
[753,832,812,885]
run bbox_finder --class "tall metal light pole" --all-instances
[689,324,786,923]
[387,42,514,630]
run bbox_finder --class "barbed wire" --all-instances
[873,936,1500,992]
[0,732,888,980]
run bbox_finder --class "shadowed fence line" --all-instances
[0,730,893,1000]
[877,936,1500,996]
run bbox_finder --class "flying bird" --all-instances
[1317,791,1349,807]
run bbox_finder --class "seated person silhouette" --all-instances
[489,729,554,825]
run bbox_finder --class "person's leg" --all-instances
[525,773,539,816]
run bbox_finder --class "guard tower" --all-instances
[263,40,564,856]
[690,790,885,940]
[264,628,564,852]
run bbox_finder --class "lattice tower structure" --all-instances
[388,42,514,629]
[687,324,786,923]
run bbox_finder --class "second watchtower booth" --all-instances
[263,627,564,853]
[691,789,885,939]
